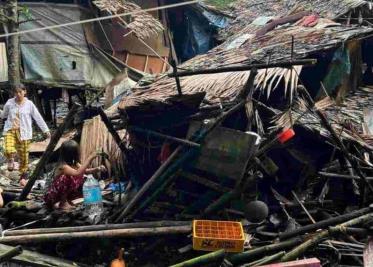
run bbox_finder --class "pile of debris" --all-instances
[1,1,373,267]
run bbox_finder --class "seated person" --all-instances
[44,140,105,210]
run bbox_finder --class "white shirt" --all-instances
[2,98,49,140]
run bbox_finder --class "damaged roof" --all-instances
[219,0,372,39]
[273,87,373,149]
[119,19,373,110]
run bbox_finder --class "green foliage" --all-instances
[18,6,33,20]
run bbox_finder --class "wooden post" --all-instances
[6,0,21,92]
[168,59,317,78]
[18,104,79,201]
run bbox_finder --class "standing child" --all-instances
[44,140,105,210]
[2,84,50,186]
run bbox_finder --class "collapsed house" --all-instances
[2,1,373,266]
[112,9,373,218]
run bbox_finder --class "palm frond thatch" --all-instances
[93,0,164,40]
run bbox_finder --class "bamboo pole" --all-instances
[279,206,372,240]
[228,238,303,265]
[18,103,79,201]
[281,213,373,262]
[0,245,22,263]
[129,127,200,148]
[4,221,191,236]
[319,171,373,180]
[249,251,286,267]
[169,249,225,267]
[0,225,192,244]
[168,59,317,78]
[0,243,79,267]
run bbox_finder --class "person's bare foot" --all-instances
[19,178,28,187]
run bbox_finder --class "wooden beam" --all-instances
[129,126,200,148]
[168,59,317,78]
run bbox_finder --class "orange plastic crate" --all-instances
[193,220,245,253]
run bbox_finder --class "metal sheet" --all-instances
[18,3,117,87]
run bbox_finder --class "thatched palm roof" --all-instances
[272,86,373,149]
[93,0,164,40]
[219,0,370,39]
[119,21,373,111]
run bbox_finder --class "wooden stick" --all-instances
[170,249,225,267]
[291,191,316,224]
[4,221,192,236]
[18,103,79,201]
[0,225,192,244]
[0,245,22,263]
[168,59,317,78]
[129,126,200,148]
[281,213,373,262]
[279,206,372,240]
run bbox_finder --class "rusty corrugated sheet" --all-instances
[0,43,8,82]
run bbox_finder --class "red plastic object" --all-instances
[277,129,295,144]
[259,258,321,267]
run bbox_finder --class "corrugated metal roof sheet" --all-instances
[0,43,8,82]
